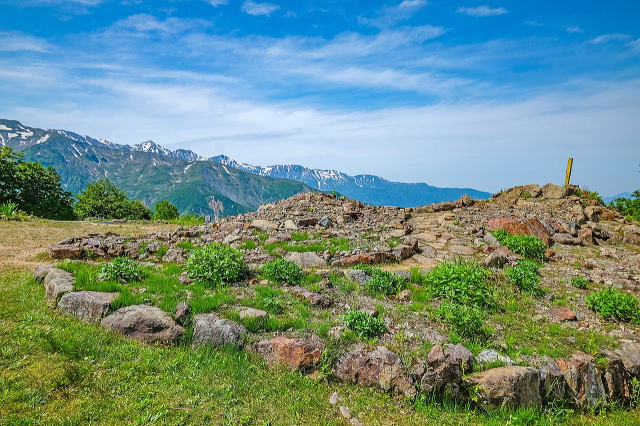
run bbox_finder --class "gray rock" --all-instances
[537,356,568,404]
[101,304,184,345]
[48,244,83,259]
[34,264,53,282]
[552,233,584,246]
[420,345,464,398]
[622,225,640,245]
[250,219,278,231]
[318,216,332,227]
[284,251,327,268]
[174,301,190,325]
[443,343,475,372]
[614,341,640,379]
[466,366,542,408]
[483,233,500,247]
[57,291,118,323]
[484,246,519,269]
[477,350,514,366]
[542,183,573,199]
[239,307,268,320]
[283,219,298,230]
[192,313,246,347]
[43,268,75,305]
[344,269,370,285]
[162,248,185,263]
[556,352,607,409]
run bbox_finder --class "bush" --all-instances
[504,260,541,293]
[436,303,487,339]
[153,200,179,220]
[570,276,589,289]
[0,202,27,220]
[75,179,151,220]
[261,258,303,285]
[609,190,640,222]
[354,265,406,296]
[98,257,145,283]
[586,288,640,323]
[343,310,387,338]
[491,229,546,260]
[423,260,495,308]
[184,243,247,286]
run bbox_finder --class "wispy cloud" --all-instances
[360,0,429,28]
[206,0,228,6]
[0,32,52,52]
[566,26,583,34]
[110,14,211,35]
[589,33,632,44]
[457,6,508,17]
[398,0,428,9]
[241,1,279,16]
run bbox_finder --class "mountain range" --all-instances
[2,118,494,214]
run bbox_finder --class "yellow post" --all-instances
[565,157,573,185]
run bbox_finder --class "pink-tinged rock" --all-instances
[49,244,83,259]
[466,366,541,408]
[484,246,519,268]
[578,228,595,245]
[556,352,607,409]
[549,307,577,322]
[254,335,324,371]
[487,218,551,245]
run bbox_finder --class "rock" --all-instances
[333,346,416,397]
[318,216,332,227]
[297,218,319,227]
[43,268,75,305]
[289,286,332,307]
[283,219,298,230]
[101,305,185,345]
[48,244,83,259]
[552,233,584,246]
[162,248,185,263]
[192,313,247,347]
[419,345,464,398]
[483,233,500,247]
[254,335,324,371]
[542,183,574,199]
[249,220,278,231]
[344,269,370,285]
[393,244,416,260]
[174,301,190,325]
[614,341,640,379]
[537,356,568,404]
[578,228,595,245]
[329,391,341,405]
[449,245,476,255]
[396,289,411,301]
[602,358,631,403]
[339,406,351,419]
[556,352,607,409]
[57,291,118,323]
[331,252,396,267]
[484,246,519,268]
[622,225,640,245]
[34,264,54,282]
[486,218,551,245]
[443,343,475,372]
[549,307,577,322]
[239,307,268,320]
[328,326,345,340]
[476,350,514,366]
[466,366,541,408]
[284,251,327,268]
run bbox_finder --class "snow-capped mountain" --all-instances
[210,155,492,207]
[133,140,205,161]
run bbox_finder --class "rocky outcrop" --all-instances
[418,345,464,398]
[101,305,185,345]
[333,346,416,397]
[486,218,551,245]
[48,244,83,259]
[58,291,118,323]
[192,313,246,348]
[466,366,541,408]
[556,352,607,409]
[254,335,324,371]
[484,246,519,268]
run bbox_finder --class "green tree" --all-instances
[609,191,640,222]
[154,200,179,220]
[0,146,75,219]
[75,179,151,220]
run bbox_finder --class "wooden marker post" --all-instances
[565,157,573,185]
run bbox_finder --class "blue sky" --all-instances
[0,0,639,194]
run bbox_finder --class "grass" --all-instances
[263,237,352,256]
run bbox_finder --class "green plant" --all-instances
[609,190,640,222]
[504,260,541,293]
[153,200,179,220]
[154,245,169,259]
[98,257,145,283]
[261,258,303,285]
[237,240,257,250]
[184,243,247,287]
[387,237,401,248]
[436,303,487,339]
[175,241,195,252]
[290,232,309,242]
[343,310,387,338]
[570,276,589,289]
[423,260,495,308]
[167,214,205,225]
[353,265,406,296]
[0,201,27,220]
[586,288,640,323]
[75,179,151,220]
[491,229,546,260]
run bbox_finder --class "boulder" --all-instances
[419,345,464,398]
[602,358,632,403]
[333,346,416,397]
[466,366,541,408]
[43,268,75,305]
[542,183,574,199]
[484,246,519,269]
[486,218,551,245]
[57,291,118,323]
[34,264,54,282]
[162,248,185,264]
[289,286,332,307]
[192,313,247,347]
[443,343,475,372]
[297,218,320,227]
[552,233,584,246]
[578,228,595,245]
[318,216,332,227]
[283,219,298,230]
[614,341,640,379]
[556,352,607,409]
[239,307,268,320]
[48,244,83,259]
[249,220,278,231]
[476,350,514,366]
[101,305,185,345]
[622,225,640,245]
[549,307,577,322]
[332,252,396,267]
[284,252,327,268]
[538,356,568,404]
[254,335,324,371]
[344,269,370,285]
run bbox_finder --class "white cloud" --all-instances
[589,33,632,44]
[242,1,279,16]
[457,6,508,17]
[631,39,640,51]
[206,0,228,6]
[398,0,428,9]
[0,32,52,52]
[361,0,429,28]
[111,14,211,34]
[566,26,583,34]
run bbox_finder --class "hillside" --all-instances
[0,119,313,216]
[211,155,491,207]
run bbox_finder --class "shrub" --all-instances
[586,288,640,323]
[184,243,247,286]
[436,303,487,339]
[0,202,27,220]
[491,229,546,260]
[609,190,640,222]
[423,260,495,308]
[570,276,589,289]
[75,179,151,220]
[354,265,406,296]
[98,257,145,283]
[154,200,179,220]
[504,260,541,293]
[343,310,387,338]
[261,258,303,285]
